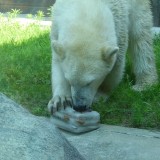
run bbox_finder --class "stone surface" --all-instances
[152,27,160,35]
[63,125,160,160]
[0,93,85,160]
[1,93,160,160]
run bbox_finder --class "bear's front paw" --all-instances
[48,96,73,114]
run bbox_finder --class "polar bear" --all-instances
[48,0,158,112]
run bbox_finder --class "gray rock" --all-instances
[0,93,85,160]
[63,125,160,160]
[1,93,160,160]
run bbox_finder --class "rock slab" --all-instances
[0,93,85,160]
[1,93,160,160]
[63,125,160,160]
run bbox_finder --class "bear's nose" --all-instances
[73,105,87,112]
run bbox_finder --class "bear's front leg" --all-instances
[48,60,72,114]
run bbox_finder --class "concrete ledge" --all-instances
[1,15,52,27]
[152,27,160,36]
[12,17,52,26]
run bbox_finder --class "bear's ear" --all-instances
[101,46,119,62]
[52,40,65,59]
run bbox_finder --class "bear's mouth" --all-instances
[73,105,92,112]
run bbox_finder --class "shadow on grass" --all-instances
[0,31,52,116]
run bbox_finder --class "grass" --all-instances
[0,16,160,129]
[93,36,160,129]
[0,17,51,116]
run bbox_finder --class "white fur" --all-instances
[48,0,158,111]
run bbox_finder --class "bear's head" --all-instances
[53,40,118,111]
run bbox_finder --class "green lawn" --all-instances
[0,18,160,129]
[0,19,51,116]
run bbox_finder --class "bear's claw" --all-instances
[48,96,73,114]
